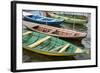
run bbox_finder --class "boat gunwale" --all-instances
[23,46,85,56]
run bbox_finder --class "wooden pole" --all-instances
[22,31,32,36]
[49,45,64,52]
[58,44,70,53]
[28,36,51,48]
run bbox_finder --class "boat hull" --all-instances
[23,15,64,27]
[22,30,86,56]
[23,20,87,40]
[48,12,88,24]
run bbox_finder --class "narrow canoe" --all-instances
[23,14,64,26]
[22,30,87,56]
[23,21,87,40]
[48,12,88,24]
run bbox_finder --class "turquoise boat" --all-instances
[22,30,87,56]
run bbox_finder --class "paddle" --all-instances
[28,36,51,48]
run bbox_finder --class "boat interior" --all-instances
[32,25,84,37]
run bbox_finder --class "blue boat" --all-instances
[23,15,64,26]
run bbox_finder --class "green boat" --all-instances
[23,30,87,56]
[48,12,88,24]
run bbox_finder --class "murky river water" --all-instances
[22,11,91,62]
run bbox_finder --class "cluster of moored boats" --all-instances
[22,11,88,57]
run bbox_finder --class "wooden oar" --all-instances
[58,44,70,53]
[28,36,51,48]
[22,31,32,36]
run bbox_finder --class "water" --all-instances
[23,10,91,62]
[59,15,91,60]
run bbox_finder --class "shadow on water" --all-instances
[23,49,75,63]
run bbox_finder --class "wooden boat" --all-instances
[23,21,87,40]
[23,30,87,56]
[47,12,88,24]
[23,14,64,26]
